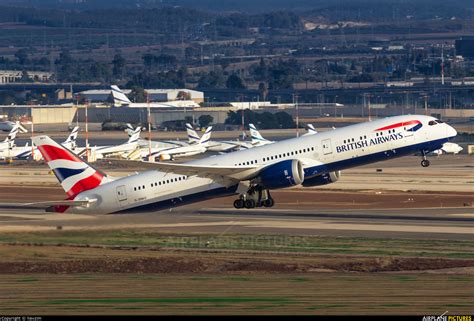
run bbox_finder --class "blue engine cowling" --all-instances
[257,159,304,189]
[302,171,341,187]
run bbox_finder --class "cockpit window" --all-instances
[436,120,444,124]
[428,120,437,126]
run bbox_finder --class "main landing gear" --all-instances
[233,185,274,209]
[420,150,430,167]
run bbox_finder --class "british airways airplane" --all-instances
[29,115,456,214]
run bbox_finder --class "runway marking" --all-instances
[244,220,474,234]
[0,219,471,235]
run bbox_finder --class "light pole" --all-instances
[147,93,152,160]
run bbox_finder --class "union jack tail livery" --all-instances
[32,135,107,199]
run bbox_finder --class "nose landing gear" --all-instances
[233,185,274,209]
[420,150,430,167]
[421,159,430,167]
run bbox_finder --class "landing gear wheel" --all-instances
[244,199,256,209]
[263,198,274,208]
[233,199,244,209]
[421,159,430,167]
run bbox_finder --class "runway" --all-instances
[0,205,472,240]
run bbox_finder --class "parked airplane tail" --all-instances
[32,136,107,199]
[3,121,20,146]
[125,123,135,137]
[111,85,132,106]
[199,126,212,146]
[63,126,79,149]
[186,123,200,144]
[127,126,141,144]
[303,124,318,136]
[249,123,269,144]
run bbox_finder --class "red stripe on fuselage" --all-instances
[37,144,81,162]
[375,120,421,131]
[65,171,104,198]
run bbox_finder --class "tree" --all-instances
[90,62,112,83]
[226,74,246,89]
[258,82,268,101]
[176,91,191,100]
[198,115,213,127]
[274,111,295,128]
[14,49,29,65]
[128,86,147,103]
[197,70,226,89]
[55,50,75,82]
[112,53,126,78]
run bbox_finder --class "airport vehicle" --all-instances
[30,115,457,214]
[111,85,200,108]
[186,123,253,152]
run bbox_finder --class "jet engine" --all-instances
[257,159,304,189]
[302,171,341,187]
[159,154,172,161]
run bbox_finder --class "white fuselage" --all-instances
[68,115,457,214]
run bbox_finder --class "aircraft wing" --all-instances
[142,162,260,181]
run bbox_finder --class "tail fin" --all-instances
[185,123,200,144]
[199,126,212,146]
[303,124,317,136]
[63,126,79,149]
[127,126,141,144]
[249,123,269,144]
[125,123,135,137]
[32,135,106,199]
[3,121,20,147]
[111,85,132,106]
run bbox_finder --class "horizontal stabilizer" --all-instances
[0,199,96,210]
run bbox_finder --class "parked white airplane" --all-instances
[92,126,142,159]
[27,115,456,214]
[111,85,200,108]
[143,126,213,161]
[249,123,273,146]
[303,124,318,136]
[0,126,80,160]
[125,123,189,151]
[0,121,23,150]
[186,123,253,152]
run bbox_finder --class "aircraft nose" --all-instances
[447,124,457,138]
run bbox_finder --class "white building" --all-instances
[0,70,53,84]
[76,88,204,104]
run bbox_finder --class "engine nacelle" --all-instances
[302,171,341,187]
[257,159,304,189]
[159,154,172,161]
